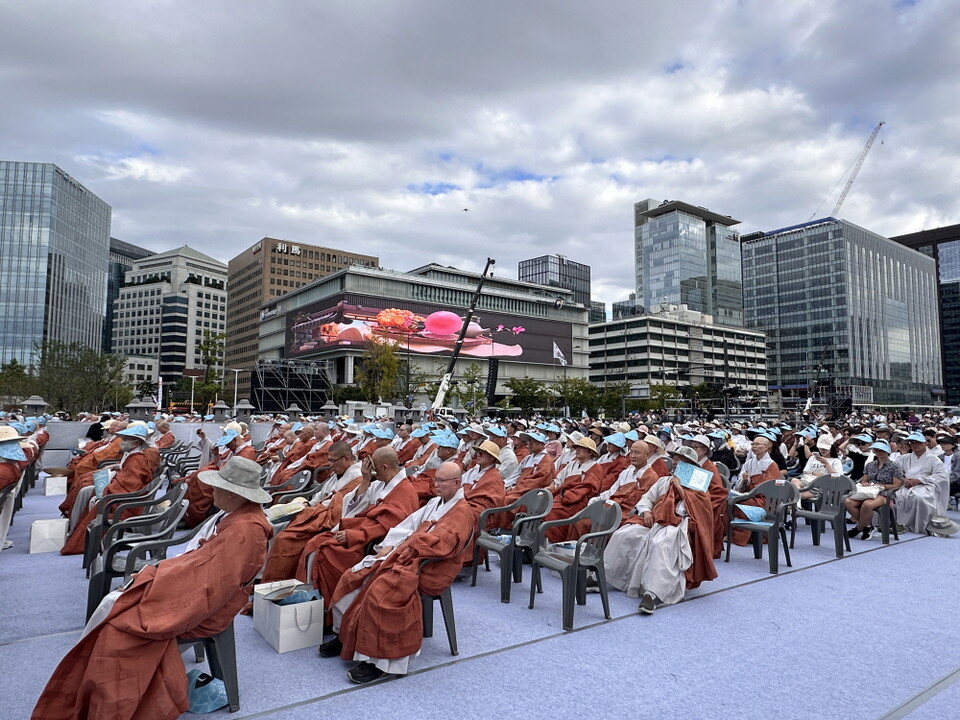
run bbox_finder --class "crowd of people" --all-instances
[3,406,958,719]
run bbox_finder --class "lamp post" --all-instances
[229,368,242,418]
[190,375,197,415]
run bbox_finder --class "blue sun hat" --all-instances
[372,427,395,440]
[411,427,430,438]
[624,429,639,442]
[904,431,926,443]
[520,431,547,444]
[870,440,892,454]
[604,432,627,449]
[434,433,461,449]
[116,424,150,442]
[215,429,240,447]
[485,425,507,438]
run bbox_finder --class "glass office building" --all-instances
[743,218,942,409]
[891,224,960,405]
[634,199,743,327]
[518,254,593,314]
[0,161,111,365]
[104,238,154,353]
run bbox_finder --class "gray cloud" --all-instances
[1,0,957,310]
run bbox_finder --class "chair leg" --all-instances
[751,532,762,560]
[833,518,845,558]
[789,511,797,549]
[499,547,513,604]
[512,546,524,583]
[724,525,733,563]
[767,530,779,574]
[85,570,107,622]
[194,644,205,663]
[595,564,612,620]
[560,568,575,632]
[470,543,481,587]
[781,527,792,568]
[810,518,821,547]
[421,595,434,638]
[437,588,458,656]
[528,563,541,609]
[575,567,587,606]
[208,625,240,713]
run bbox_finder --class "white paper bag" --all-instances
[252,579,300,637]
[44,476,67,496]
[30,518,69,553]
[256,593,325,653]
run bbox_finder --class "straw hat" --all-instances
[573,436,600,457]
[198,456,271,503]
[477,440,501,463]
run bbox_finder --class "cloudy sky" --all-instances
[2,0,957,309]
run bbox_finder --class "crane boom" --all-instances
[832,121,884,217]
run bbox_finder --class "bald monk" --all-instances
[182,428,257,528]
[33,457,273,720]
[319,462,475,684]
[408,440,460,503]
[270,423,333,489]
[296,447,419,620]
[257,443,365,584]
[730,434,782,546]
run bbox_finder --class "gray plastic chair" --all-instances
[81,476,166,571]
[178,622,240,713]
[419,532,473,656]
[470,488,553,603]
[726,479,798,574]
[789,474,855,557]
[714,463,730,488]
[528,500,622,631]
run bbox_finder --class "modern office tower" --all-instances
[891,223,960,405]
[225,238,379,401]
[612,292,642,320]
[104,238,154,352]
[589,301,607,324]
[742,218,943,411]
[111,246,227,382]
[0,161,111,364]
[518,254,592,308]
[588,303,768,401]
[634,199,743,327]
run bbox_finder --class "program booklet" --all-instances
[674,462,712,492]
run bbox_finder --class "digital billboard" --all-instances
[286,294,572,366]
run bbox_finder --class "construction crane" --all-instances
[809,121,885,220]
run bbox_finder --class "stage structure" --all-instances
[253,358,334,414]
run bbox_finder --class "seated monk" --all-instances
[493,431,556,529]
[458,440,505,562]
[61,424,156,555]
[296,447,419,620]
[182,426,257,528]
[403,428,438,473]
[730,433,782,546]
[266,424,315,479]
[602,446,717,614]
[683,434,729,559]
[154,421,175,449]
[319,461,475,684]
[593,433,631,493]
[393,424,420,466]
[270,423,333,489]
[257,442,365,585]
[543,437,602,542]
[408,434,460,503]
[32,457,272,720]
[57,426,125,516]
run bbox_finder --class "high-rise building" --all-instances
[612,292,642,320]
[225,238,379,401]
[104,238,154,352]
[518,254,592,311]
[634,199,743,327]
[742,218,943,411]
[890,223,960,405]
[111,246,227,383]
[589,301,606,324]
[0,161,111,364]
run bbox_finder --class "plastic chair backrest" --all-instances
[569,500,622,565]
[807,474,855,512]
[756,480,799,520]
[715,463,730,483]
[513,488,553,548]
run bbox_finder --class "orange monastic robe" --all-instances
[60,451,155,555]
[730,455,781,546]
[461,465,505,563]
[33,504,271,720]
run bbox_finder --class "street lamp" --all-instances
[189,375,197,415]
[227,368,242,418]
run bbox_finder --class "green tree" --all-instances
[355,338,401,403]
[36,341,128,414]
[555,377,599,416]
[503,377,551,413]
[136,379,158,401]
[197,330,225,383]
[452,362,487,412]
[332,383,366,405]
[0,358,35,409]
[597,381,631,419]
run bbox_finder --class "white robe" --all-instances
[603,476,692,606]
[896,450,949,532]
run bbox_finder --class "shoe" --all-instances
[847,527,861,539]
[238,601,253,616]
[584,577,600,594]
[1,540,12,550]
[846,518,857,524]
[860,526,875,541]
[318,636,343,658]
[347,662,386,684]
[638,592,657,615]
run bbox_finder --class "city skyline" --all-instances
[2,2,958,308]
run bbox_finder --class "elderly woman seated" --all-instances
[845,440,903,541]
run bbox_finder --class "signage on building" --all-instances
[285,294,573,366]
[272,242,302,256]
[260,307,281,321]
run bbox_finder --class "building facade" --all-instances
[634,199,743,327]
[588,304,768,403]
[255,264,589,412]
[0,161,111,364]
[518,254,592,307]
[589,301,606,323]
[111,246,227,383]
[891,223,960,406]
[612,292,642,320]
[224,238,379,400]
[742,218,943,411]
[104,238,154,353]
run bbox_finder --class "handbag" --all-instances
[848,483,881,501]
[186,669,228,713]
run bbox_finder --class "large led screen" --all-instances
[286,295,572,365]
